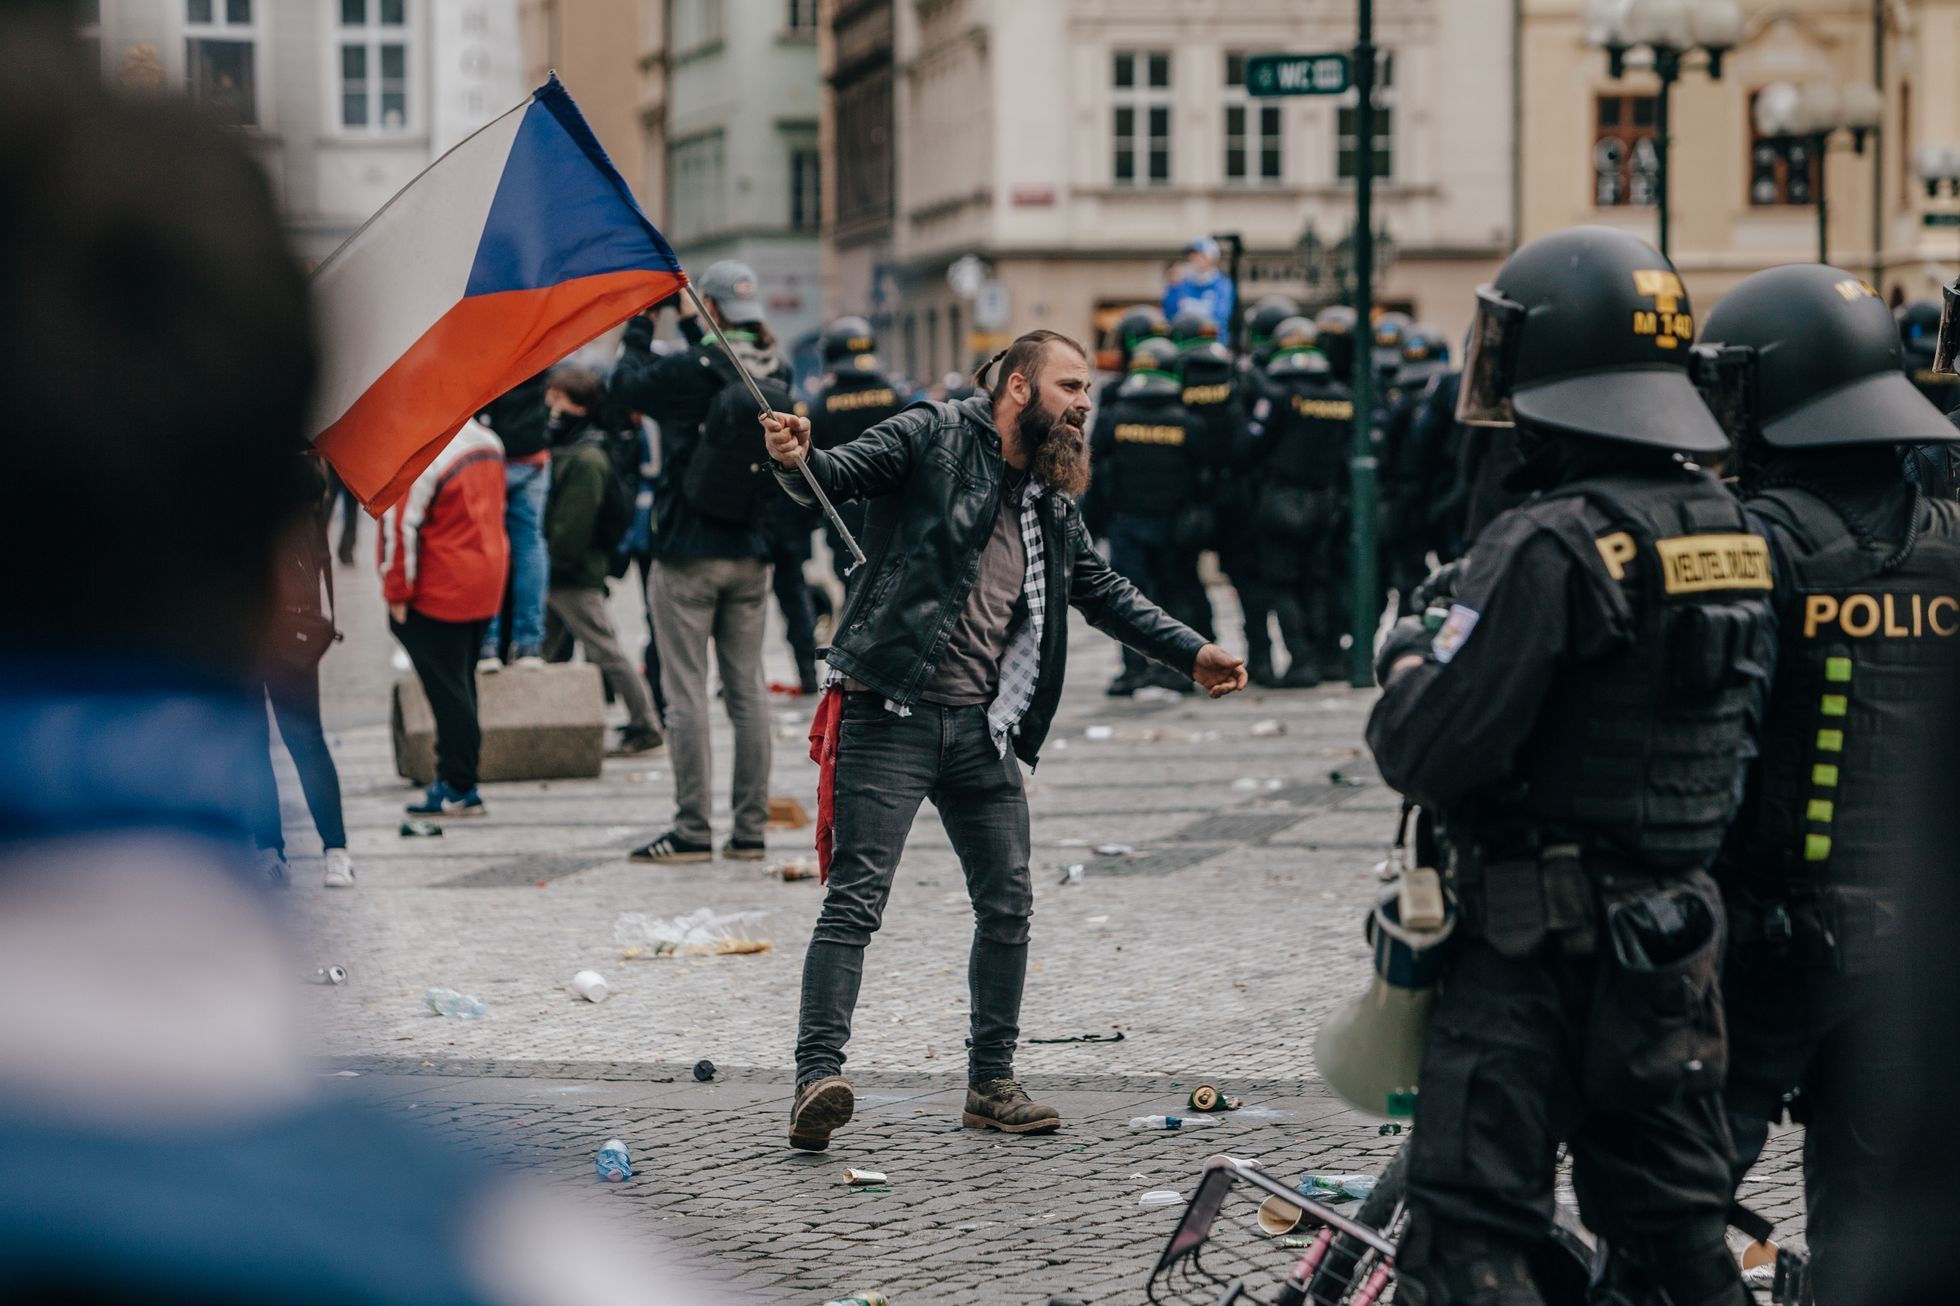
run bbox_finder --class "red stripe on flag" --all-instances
[316,268,686,514]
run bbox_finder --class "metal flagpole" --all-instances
[681,281,866,568]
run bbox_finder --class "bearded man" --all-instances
[762,329,1247,1149]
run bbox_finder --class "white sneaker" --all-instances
[476,656,503,674]
[512,655,547,669]
[323,848,356,889]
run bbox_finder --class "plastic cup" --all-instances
[571,970,609,1003]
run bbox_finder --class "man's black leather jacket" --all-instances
[773,394,1206,765]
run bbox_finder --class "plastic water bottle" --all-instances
[424,988,486,1019]
[1299,1173,1377,1202]
[1128,1114,1219,1131]
[595,1139,631,1182]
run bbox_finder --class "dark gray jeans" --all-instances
[795,695,1034,1085]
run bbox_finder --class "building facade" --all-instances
[81,0,524,263]
[519,0,646,198]
[821,0,1518,385]
[1520,0,1960,310]
[635,0,827,352]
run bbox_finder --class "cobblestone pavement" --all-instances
[284,542,1806,1303]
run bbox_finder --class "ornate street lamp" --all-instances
[1582,0,1745,258]
[1755,78,1882,264]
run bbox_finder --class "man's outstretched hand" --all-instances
[762,411,812,464]
[1191,644,1248,698]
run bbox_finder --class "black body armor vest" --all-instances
[1263,381,1354,491]
[1512,473,1776,870]
[811,372,903,452]
[1102,391,1200,516]
[1740,487,1960,892]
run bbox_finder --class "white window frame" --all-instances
[789,143,821,233]
[333,0,417,136]
[1223,52,1283,187]
[1112,49,1173,188]
[1336,49,1395,182]
[184,0,264,129]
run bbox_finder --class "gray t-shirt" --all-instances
[921,471,1029,706]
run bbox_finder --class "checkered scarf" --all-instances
[987,477,1047,755]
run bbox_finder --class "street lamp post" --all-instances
[1913,146,1960,265]
[1582,0,1744,259]
[1755,80,1881,265]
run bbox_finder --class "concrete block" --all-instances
[392,663,607,786]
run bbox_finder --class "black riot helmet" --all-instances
[1315,305,1359,337]
[1898,299,1943,353]
[1178,339,1234,385]
[1114,304,1171,358]
[1314,306,1358,378]
[1694,263,1959,453]
[1455,226,1727,453]
[1269,316,1318,354]
[1170,305,1221,351]
[1401,324,1451,366]
[1247,295,1303,350]
[821,315,879,369]
[1372,311,1410,352]
[1267,342,1332,380]
[1121,337,1183,398]
[1938,280,1960,376]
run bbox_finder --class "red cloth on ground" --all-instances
[809,684,843,884]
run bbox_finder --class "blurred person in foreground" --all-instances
[0,9,702,1300]
[762,330,1247,1150]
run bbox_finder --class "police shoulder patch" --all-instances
[1431,603,1481,664]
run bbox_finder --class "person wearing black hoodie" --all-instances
[610,260,790,864]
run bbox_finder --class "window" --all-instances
[185,0,258,127]
[1112,50,1171,187]
[790,146,821,233]
[785,0,817,31]
[674,0,723,53]
[1224,53,1282,185]
[1748,91,1816,207]
[835,70,895,232]
[667,130,727,241]
[1336,50,1393,180]
[338,0,410,131]
[1593,94,1659,206]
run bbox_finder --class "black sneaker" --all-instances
[1105,670,1145,698]
[788,1075,855,1151]
[628,831,713,863]
[722,838,767,862]
[962,1077,1061,1134]
[1279,663,1323,689]
[608,725,664,757]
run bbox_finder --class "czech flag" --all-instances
[309,75,685,513]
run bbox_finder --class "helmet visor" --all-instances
[1936,279,1960,375]
[1689,344,1758,446]
[1455,285,1527,426]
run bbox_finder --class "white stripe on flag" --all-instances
[306,100,530,440]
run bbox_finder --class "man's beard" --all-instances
[1018,399,1092,498]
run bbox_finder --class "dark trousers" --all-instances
[252,660,348,853]
[630,553,666,720]
[1403,935,1743,1305]
[1724,959,1905,1303]
[1108,513,1204,675]
[391,609,488,792]
[769,537,818,666]
[796,698,1033,1084]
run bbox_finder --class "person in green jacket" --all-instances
[541,366,663,756]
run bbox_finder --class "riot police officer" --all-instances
[1377,325,1459,612]
[1088,338,1212,696]
[1368,228,1768,1306]
[1314,304,1360,382]
[1248,321,1351,687]
[809,317,903,546]
[1097,303,1172,413]
[1898,298,1960,497]
[1370,310,1411,395]
[1694,265,1960,1302]
[1244,294,1304,369]
[1172,305,1247,665]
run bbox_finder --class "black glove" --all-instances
[1374,614,1433,686]
[1411,557,1470,614]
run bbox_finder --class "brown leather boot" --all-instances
[962,1077,1061,1134]
[788,1075,854,1151]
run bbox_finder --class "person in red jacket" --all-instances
[380,420,510,816]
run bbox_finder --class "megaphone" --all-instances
[1314,885,1456,1119]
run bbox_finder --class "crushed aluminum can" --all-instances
[843,1168,888,1186]
[1059,864,1085,885]
[308,965,349,986]
[399,819,443,837]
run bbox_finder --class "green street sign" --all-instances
[1924,212,1960,228]
[1247,53,1351,98]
